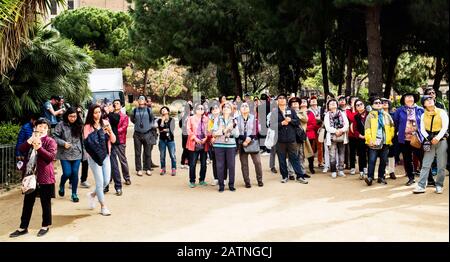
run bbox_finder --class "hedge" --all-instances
[0,123,21,145]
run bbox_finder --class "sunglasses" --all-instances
[196,107,204,110]
[356,103,364,107]
[382,100,389,104]
[427,91,435,95]
[373,101,382,105]
[241,104,249,108]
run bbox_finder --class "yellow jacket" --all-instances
[364,110,395,146]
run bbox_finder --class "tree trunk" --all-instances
[320,39,330,97]
[278,63,292,94]
[217,64,234,96]
[337,83,342,96]
[293,61,301,96]
[227,44,243,96]
[163,89,167,105]
[383,52,399,98]
[344,44,354,97]
[365,5,383,97]
[143,68,149,95]
[433,57,444,98]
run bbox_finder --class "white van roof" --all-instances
[88,68,123,92]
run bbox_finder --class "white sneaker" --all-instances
[359,172,364,180]
[413,187,426,194]
[322,168,328,173]
[146,170,152,176]
[281,178,288,183]
[436,186,443,194]
[211,179,218,186]
[87,192,96,210]
[363,167,368,174]
[80,181,90,188]
[331,172,337,179]
[100,207,111,216]
[350,168,356,175]
[338,171,346,177]
[137,170,143,176]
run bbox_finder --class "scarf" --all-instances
[423,108,442,132]
[376,110,385,142]
[406,106,416,122]
[329,110,344,129]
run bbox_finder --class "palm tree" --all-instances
[0,25,95,121]
[0,0,65,75]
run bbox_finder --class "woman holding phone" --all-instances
[157,106,177,176]
[10,118,57,237]
[84,104,116,216]
[53,107,83,202]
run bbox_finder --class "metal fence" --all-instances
[0,144,22,191]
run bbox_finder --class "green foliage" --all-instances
[148,57,188,105]
[53,7,132,68]
[0,122,20,144]
[0,26,95,121]
[393,53,433,94]
[184,64,219,99]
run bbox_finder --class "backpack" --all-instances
[83,128,108,166]
[133,107,153,124]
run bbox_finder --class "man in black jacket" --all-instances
[271,94,308,184]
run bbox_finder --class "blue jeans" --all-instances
[88,156,111,204]
[418,140,447,189]
[159,140,176,170]
[189,150,207,183]
[368,146,389,179]
[60,159,81,195]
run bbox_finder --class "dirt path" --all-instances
[1,126,448,242]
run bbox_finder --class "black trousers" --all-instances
[356,139,368,172]
[80,159,89,183]
[181,135,190,165]
[401,141,423,180]
[349,137,358,169]
[20,184,54,229]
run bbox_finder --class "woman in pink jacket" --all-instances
[186,103,210,188]
[84,104,116,216]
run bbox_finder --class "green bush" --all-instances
[0,123,20,145]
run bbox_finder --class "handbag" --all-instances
[318,127,325,143]
[243,139,260,154]
[410,131,422,149]
[295,126,306,143]
[264,128,275,149]
[331,133,344,143]
[21,174,37,194]
[21,148,37,194]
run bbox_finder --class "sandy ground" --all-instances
[0,125,448,242]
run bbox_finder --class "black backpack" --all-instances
[295,126,306,143]
[133,107,153,123]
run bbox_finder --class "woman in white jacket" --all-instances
[324,99,349,178]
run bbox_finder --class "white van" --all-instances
[88,68,125,109]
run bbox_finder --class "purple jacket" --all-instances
[18,135,57,184]
[393,105,424,144]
